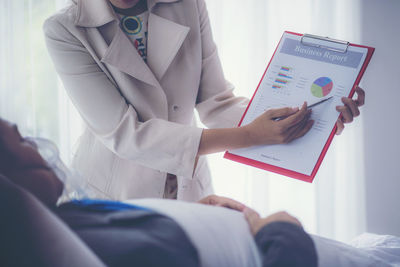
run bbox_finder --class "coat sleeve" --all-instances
[254,222,318,267]
[195,0,249,129]
[43,17,202,178]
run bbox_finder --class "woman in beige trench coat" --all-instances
[43,0,364,201]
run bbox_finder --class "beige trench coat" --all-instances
[44,0,247,201]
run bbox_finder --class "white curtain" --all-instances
[205,0,366,242]
[0,0,82,164]
[0,0,365,242]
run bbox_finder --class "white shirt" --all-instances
[126,198,262,267]
[118,11,149,62]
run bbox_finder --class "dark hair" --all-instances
[0,138,15,174]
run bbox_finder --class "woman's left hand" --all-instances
[198,194,246,212]
[335,86,365,135]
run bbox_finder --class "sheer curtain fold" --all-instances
[0,0,364,242]
[0,0,30,131]
[0,0,80,163]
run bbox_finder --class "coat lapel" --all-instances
[101,28,160,87]
[74,0,188,85]
[147,13,189,80]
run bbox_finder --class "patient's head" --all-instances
[0,119,47,170]
[0,118,63,206]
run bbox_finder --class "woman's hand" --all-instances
[197,102,313,155]
[243,102,314,146]
[198,194,246,212]
[244,208,302,236]
[335,86,365,135]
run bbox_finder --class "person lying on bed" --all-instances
[1,118,398,267]
[0,117,317,267]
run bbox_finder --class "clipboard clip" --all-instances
[300,34,350,53]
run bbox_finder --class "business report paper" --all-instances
[225,32,373,181]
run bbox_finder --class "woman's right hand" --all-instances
[243,102,314,146]
[198,102,314,155]
[244,208,303,236]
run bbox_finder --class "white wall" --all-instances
[361,0,400,236]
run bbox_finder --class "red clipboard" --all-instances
[224,31,375,183]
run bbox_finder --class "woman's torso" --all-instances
[44,0,247,201]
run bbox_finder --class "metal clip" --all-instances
[300,34,349,53]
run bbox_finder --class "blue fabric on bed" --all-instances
[66,199,151,212]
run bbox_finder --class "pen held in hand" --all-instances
[273,96,333,121]
[307,96,333,109]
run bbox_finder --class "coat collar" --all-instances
[73,0,188,86]
[73,0,180,27]
[147,13,189,80]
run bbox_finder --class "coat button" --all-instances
[172,105,179,111]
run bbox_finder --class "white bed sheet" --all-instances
[312,233,400,267]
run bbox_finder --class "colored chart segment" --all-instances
[272,65,294,92]
[311,77,333,98]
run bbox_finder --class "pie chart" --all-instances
[311,77,333,98]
